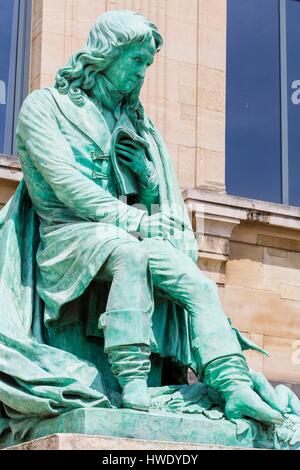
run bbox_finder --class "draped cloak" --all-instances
[0,87,200,439]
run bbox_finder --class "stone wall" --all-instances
[225,223,300,392]
[187,188,300,393]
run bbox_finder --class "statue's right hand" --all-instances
[138,213,184,239]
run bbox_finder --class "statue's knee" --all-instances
[194,275,217,296]
[114,243,149,270]
[129,244,149,268]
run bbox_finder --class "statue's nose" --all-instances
[137,67,147,79]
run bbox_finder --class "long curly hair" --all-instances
[54,10,163,130]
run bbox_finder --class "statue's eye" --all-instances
[134,57,142,64]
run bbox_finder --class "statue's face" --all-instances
[102,37,156,95]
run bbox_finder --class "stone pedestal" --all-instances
[3,433,251,451]
[0,408,270,450]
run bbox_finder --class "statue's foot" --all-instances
[224,387,285,425]
[122,379,150,412]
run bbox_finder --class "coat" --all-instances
[16,87,198,328]
[0,86,198,439]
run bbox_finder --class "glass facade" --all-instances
[0,0,17,154]
[0,0,31,156]
[286,0,300,206]
[226,0,300,207]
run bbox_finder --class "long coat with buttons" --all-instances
[15,86,198,358]
[0,87,260,434]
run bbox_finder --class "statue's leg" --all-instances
[96,241,153,411]
[140,238,284,424]
[140,239,241,370]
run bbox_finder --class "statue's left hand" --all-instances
[115,138,149,176]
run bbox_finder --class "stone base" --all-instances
[3,433,252,451]
[0,408,269,450]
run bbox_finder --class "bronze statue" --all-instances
[0,10,299,448]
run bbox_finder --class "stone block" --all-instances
[155,55,167,99]
[198,256,226,285]
[201,235,229,256]
[42,0,66,35]
[263,336,300,383]
[154,107,166,140]
[30,34,42,88]
[166,18,198,64]
[166,0,181,20]
[258,234,300,252]
[86,0,109,18]
[177,146,196,188]
[180,104,197,122]
[280,284,300,302]
[40,73,56,89]
[198,65,225,92]
[40,32,66,82]
[198,85,225,113]
[3,433,249,451]
[180,63,197,87]
[165,59,180,102]
[198,0,227,31]
[243,333,264,373]
[0,408,272,450]
[147,65,158,100]
[267,248,287,259]
[196,147,225,189]
[31,0,43,41]
[262,248,300,292]
[167,0,199,24]
[198,25,226,71]
[180,85,197,105]
[231,223,300,246]
[223,285,300,339]
[179,0,198,25]
[165,108,196,147]
[226,242,264,290]
[0,179,19,205]
[197,110,225,154]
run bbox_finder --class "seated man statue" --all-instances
[1,10,299,440]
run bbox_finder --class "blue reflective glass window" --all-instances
[0,0,18,154]
[286,0,300,206]
[226,0,282,203]
[0,0,31,156]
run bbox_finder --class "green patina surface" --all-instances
[0,10,299,450]
[1,388,300,450]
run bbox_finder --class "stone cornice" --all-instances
[184,187,300,229]
[183,187,300,284]
[0,154,22,183]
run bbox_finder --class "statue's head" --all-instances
[55,10,163,110]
